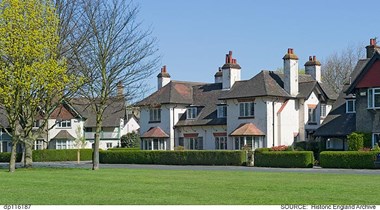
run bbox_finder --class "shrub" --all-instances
[372,144,380,151]
[32,149,92,162]
[255,148,270,153]
[120,131,140,148]
[99,150,245,165]
[320,151,379,169]
[271,145,289,151]
[108,148,140,151]
[254,151,314,168]
[0,152,22,162]
[347,132,364,151]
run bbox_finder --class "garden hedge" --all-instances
[32,149,92,162]
[254,151,314,168]
[107,148,140,151]
[99,150,245,165]
[0,152,22,162]
[319,151,379,169]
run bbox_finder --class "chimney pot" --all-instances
[309,56,312,61]
[313,56,316,61]
[288,48,294,54]
[225,54,229,64]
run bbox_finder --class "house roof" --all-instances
[230,123,265,136]
[314,59,370,137]
[220,71,337,100]
[136,81,206,106]
[175,83,227,127]
[52,130,76,140]
[141,127,169,138]
[314,91,356,137]
[346,54,377,94]
[69,97,125,127]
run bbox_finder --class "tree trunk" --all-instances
[77,149,80,164]
[92,116,102,170]
[9,141,17,173]
[24,141,33,168]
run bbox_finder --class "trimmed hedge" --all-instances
[320,151,379,169]
[99,150,245,165]
[32,149,93,162]
[0,152,22,162]
[254,151,314,168]
[107,148,140,151]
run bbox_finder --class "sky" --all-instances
[137,0,380,97]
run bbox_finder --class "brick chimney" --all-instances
[157,65,171,90]
[221,51,241,89]
[283,48,299,96]
[304,55,321,83]
[214,67,223,83]
[366,38,380,59]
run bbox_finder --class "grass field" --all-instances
[0,168,379,205]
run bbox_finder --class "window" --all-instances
[187,107,197,119]
[373,133,380,147]
[142,139,166,150]
[346,100,355,113]
[320,104,327,117]
[184,137,203,150]
[308,108,317,123]
[57,120,71,128]
[34,140,44,150]
[33,120,41,128]
[215,136,227,150]
[368,88,380,108]
[239,102,254,117]
[106,143,113,149]
[234,136,263,150]
[56,140,73,149]
[217,105,227,118]
[149,108,161,122]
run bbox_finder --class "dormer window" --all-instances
[368,88,380,109]
[320,104,327,118]
[217,105,227,118]
[187,107,197,119]
[57,120,71,128]
[346,99,356,113]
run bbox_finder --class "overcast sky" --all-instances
[138,0,379,97]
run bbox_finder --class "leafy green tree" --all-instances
[0,0,80,172]
[347,132,364,151]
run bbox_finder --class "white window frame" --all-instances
[368,88,380,109]
[56,140,73,150]
[106,143,113,149]
[57,120,71,128]
[346,99,356,113]
[142,139,166,150]
[320,104,327,118]
[186,107,197,119]
[234,136,263,150]
[149,108,161,122]
[217,105,227,118]
[239,102,254,117]
[215,136,227,150]
[184,137,203,150]
[34,140,44,150]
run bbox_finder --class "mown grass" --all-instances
[0,168,379,205]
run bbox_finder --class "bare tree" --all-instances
[322,44,365,94]
[73,0,159,170]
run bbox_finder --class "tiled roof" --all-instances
[136,81,205,106]
[175,83,226,126]
[52,130,75,140]
[141,127,169,138]
[69,98,125,127]
[230,123,265,136]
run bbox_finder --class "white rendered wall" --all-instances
[177,125,227,150]
[284,59,299,96]
[222,68,241,89]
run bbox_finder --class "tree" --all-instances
[321,44,365,94]
[0,0,80,172]
[120,131,140,148]
[73,0,158,170]
[74,126,87,163]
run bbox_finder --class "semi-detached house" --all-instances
[136,50,337,151]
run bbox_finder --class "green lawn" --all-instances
[0,168,379,205]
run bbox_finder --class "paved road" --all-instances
[0,161,379,175]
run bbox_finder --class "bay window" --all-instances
[234,136,263,150]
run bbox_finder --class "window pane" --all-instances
[215,137,219,149]
[239,104,244,116]
[153,139,158,150]
[347,101,354,112]
[198,137,203,150]
[235,138,239,150]
[375,94,380,108]
[244,103,249,116]
[368,89,373,108]
[158,109,161,120]
[250,103,255,116]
